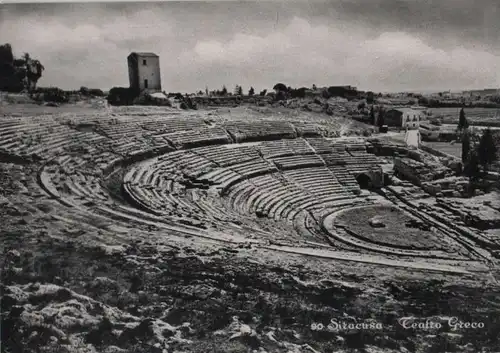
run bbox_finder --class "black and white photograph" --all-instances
[1,1,500,352]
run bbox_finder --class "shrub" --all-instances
[366,91,375,104]
[80,87,105,97]
[79,86,89,95]
[363,129,372,137]
[275,91,287,101]
[273,83,287,92]
[290,87,307,99]
[89,89,104,96]
[107,87,137,106]
[32,87,69,103]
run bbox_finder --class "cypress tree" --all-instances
[462,130,470,164]
[477,128,498,173]
[458,108,469,130]
[377,108,385,127]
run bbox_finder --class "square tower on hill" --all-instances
[127,52,161,92]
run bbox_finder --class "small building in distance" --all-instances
[382,108,423,129]
[127,52,161,93]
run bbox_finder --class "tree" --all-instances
[366,91,374,104]
[273,83,287,92]
[464,149,481,190]
[418,97,429,106]
[458,108,469,130]
[248,87,255,96]
[20,52,44,92]
[377,107,385,127]
[477,128,498,173]
[290,87,307,99]
[369,106,375,125]
[259,89,267,96]
[312,84,317,90]
[0,43,14,63]
[221,85,227,96]
[275,90,287,101]
[0,43,26,92]
[462,129,470,164]
[237,85,243,96]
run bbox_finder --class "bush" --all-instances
[80,87,105,97]
[273,83,287,92]
[132,92,171,107]
[33,87,69,103]
[366,91,375,104]
[107,87,137,106]
[89,89,104,96]
[79,86,89,95]
[290,87,307,99]
[275,91,287,101]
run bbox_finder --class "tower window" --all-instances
[144,79,148,88]
[143,59,147,65]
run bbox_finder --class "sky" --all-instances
[1,0,500,93]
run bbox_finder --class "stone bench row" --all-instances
[125,176,242,226]
[124,179,204,220]
[160,128,231,148]
[229,159,278,177]
[271,154,325,170]
[257,138,315,158]
[140,119,206,133]
[42,166,110,206]
[192,145,261,167]
[306,138,349,153]
[290,122,324,137]
[1,130,97,159]
[258,188,357,222]
[283,168,346,194]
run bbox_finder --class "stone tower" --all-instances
[127,52,161,92]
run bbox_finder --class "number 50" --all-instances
[311,323,324,331]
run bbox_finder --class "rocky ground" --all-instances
[2,101,500,353]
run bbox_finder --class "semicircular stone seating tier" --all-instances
[1,115,483,260]
[120,137,410,252]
